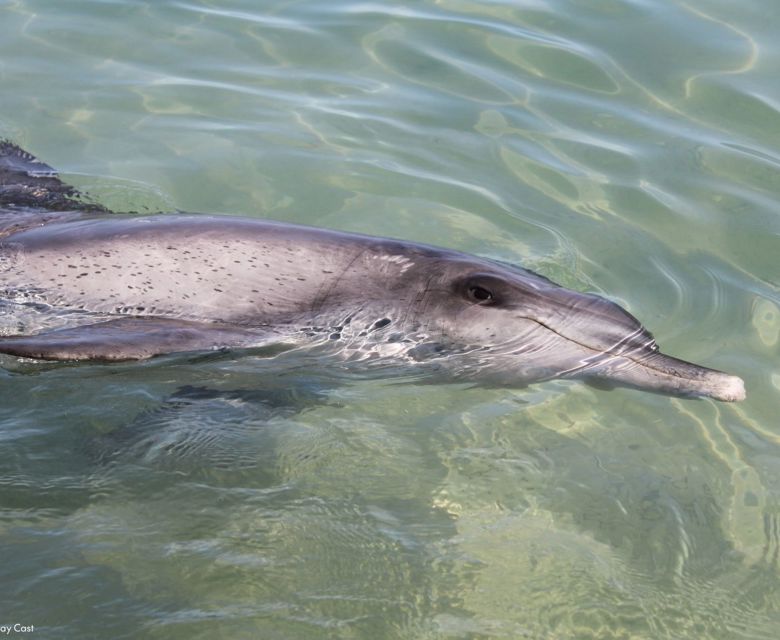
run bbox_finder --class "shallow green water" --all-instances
[1,0,779,638]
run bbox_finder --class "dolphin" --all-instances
[0,141,745,401]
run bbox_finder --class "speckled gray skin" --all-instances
[0,142,745,401]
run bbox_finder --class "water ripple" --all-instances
[1,0,778,637]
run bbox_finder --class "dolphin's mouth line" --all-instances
[513,314,711,380]
[458,302,660,375]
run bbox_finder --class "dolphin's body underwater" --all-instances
[0,141,744,401]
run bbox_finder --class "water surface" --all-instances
[1,0,779,638]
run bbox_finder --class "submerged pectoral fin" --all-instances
[0,317,283,361]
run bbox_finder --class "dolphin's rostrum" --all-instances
[0,141,745,402]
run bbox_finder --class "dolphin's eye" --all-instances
[468,285,494,303]
[457,273,506,305]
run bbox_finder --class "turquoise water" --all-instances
[1,0,779,637]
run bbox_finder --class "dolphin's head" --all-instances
[405,256,745,402]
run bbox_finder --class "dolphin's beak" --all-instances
[583,350,746,402]
[518,285,746,402]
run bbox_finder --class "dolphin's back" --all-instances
[1,215,368,322]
